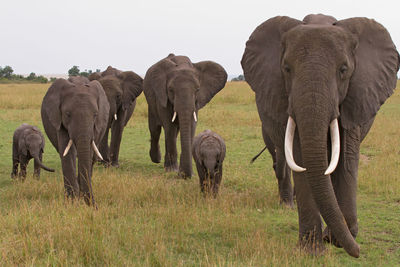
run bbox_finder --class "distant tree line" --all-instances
[231,74,245,82]
[0,65,48,83]
[68,66,101,78]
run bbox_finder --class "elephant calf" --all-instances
[11,123,55,180]
[192,130,226,196]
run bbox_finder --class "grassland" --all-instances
[0,81,399,266]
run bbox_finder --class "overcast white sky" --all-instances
[1,0,399,76]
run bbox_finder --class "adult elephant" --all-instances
[41,78,109,206]
[241,14,399,257]
[89,66,143,167]
[144,54,227,178]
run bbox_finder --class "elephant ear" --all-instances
[335,18,400,129]
[42,79,73,130]
[118,71,144,110]
[241,16,302,125]
[193,61,227,109]
[144,55,177,108]
[90,80,110,141]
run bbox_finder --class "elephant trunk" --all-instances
[178,111,194,178]
[294,95,359,258]
[33,156,55,172]
[76,136,95,206]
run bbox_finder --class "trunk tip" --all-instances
[346,243,360,258]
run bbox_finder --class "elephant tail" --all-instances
[34,156,55,172]
[250,146,267,164]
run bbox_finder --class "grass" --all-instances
[0,81,399,266]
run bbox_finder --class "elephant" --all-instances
[192,129,226,197]
[41,78,109,206]
[89,66,143,167]
[11,123,55,180]
[143,53,227,178]
[68,76,90,85]
[241,14,399,257]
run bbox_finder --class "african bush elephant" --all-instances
[41,78,109,206]
[241,14,400,257]
[11,123,55,180]
[192,129,226,197]
[143,54,227,178]
[68,76,90,85]
[89,66,143,167]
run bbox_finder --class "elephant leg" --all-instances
[275,148,293,207]
[110,119,124,167]
[292,135,324,254]
[148,108,162,163]
[11,157,19,179]
[58,133,79,198]
[323,127,360,247]
[212,165,223,197]
[262,128,277,170]
[196,161,208,194]
[33,153,42,179]
[99,126,110,166]
[164,124,178,172]
[18,155,28,181]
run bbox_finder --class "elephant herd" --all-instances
[9,14,400,258]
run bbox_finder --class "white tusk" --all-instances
[324,119,340,175]
[92,141,104,160]
[284,116,306,172]
[193,111,197,122]
[114,114,117,120]
[171,111,177,122]
[63,139,73,157]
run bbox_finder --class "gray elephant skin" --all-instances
[11,123,55,180]
[143,54,227,178]
[241,14,400,257]
[192,129,226,197]
[41,78,110,206]
[89,66,143,167]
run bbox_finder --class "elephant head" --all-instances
[41,79,109,205]
[241,15,399,257]
[144,54,227,177]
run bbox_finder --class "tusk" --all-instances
[114,114,117,120]
[92,141,103,160]
[284,116,306,172]
[193,111,197,122]
[63,139,73,157]
[171,111,177,122]
[324,119,340,175]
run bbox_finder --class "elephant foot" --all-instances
[150,144,161,163]
[178,169,192,179]
[111,161,120,168]
[11,172,17,179]
[323,227,343,248]
[279,199,294,209]
[165,164,178,173]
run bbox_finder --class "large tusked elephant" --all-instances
[89,66,143,167]
[144,54,227,178]
[241,14,399,257]
[41,78,109,206]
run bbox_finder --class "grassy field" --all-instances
[0,81,399,266]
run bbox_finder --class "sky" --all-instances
[1,0,399,76]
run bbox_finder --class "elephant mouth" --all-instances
[171,110,198,123]
[284,116,340,175]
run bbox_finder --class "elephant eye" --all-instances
[283,64,291,74]
[66,111,71,118]
[94,112,98,118]
[339,64,348,78]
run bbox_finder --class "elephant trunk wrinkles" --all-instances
[33,155,55,172]
[179,111,193,178]
[76,136,94,206]
[295,96,359,258]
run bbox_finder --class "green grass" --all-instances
[0,81,399,266]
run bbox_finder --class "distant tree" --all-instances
[27,72,36,80]
[231,74,245,82]
[68,66,80,77]
[96,69,101,73]
[1,66,14,79]
[79,69,93,77]
[35,75,48,83]
[50,77,57,82]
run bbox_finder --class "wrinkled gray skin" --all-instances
[68,76,90,85]
[41,78,109,206]
[192,130,226,197]
[241,14,399,257]
[144,54,227,178]
[11,123,55,180]
[89,66,143,167]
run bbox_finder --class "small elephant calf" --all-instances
[11,123,55,180]
[192,130,226,196]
